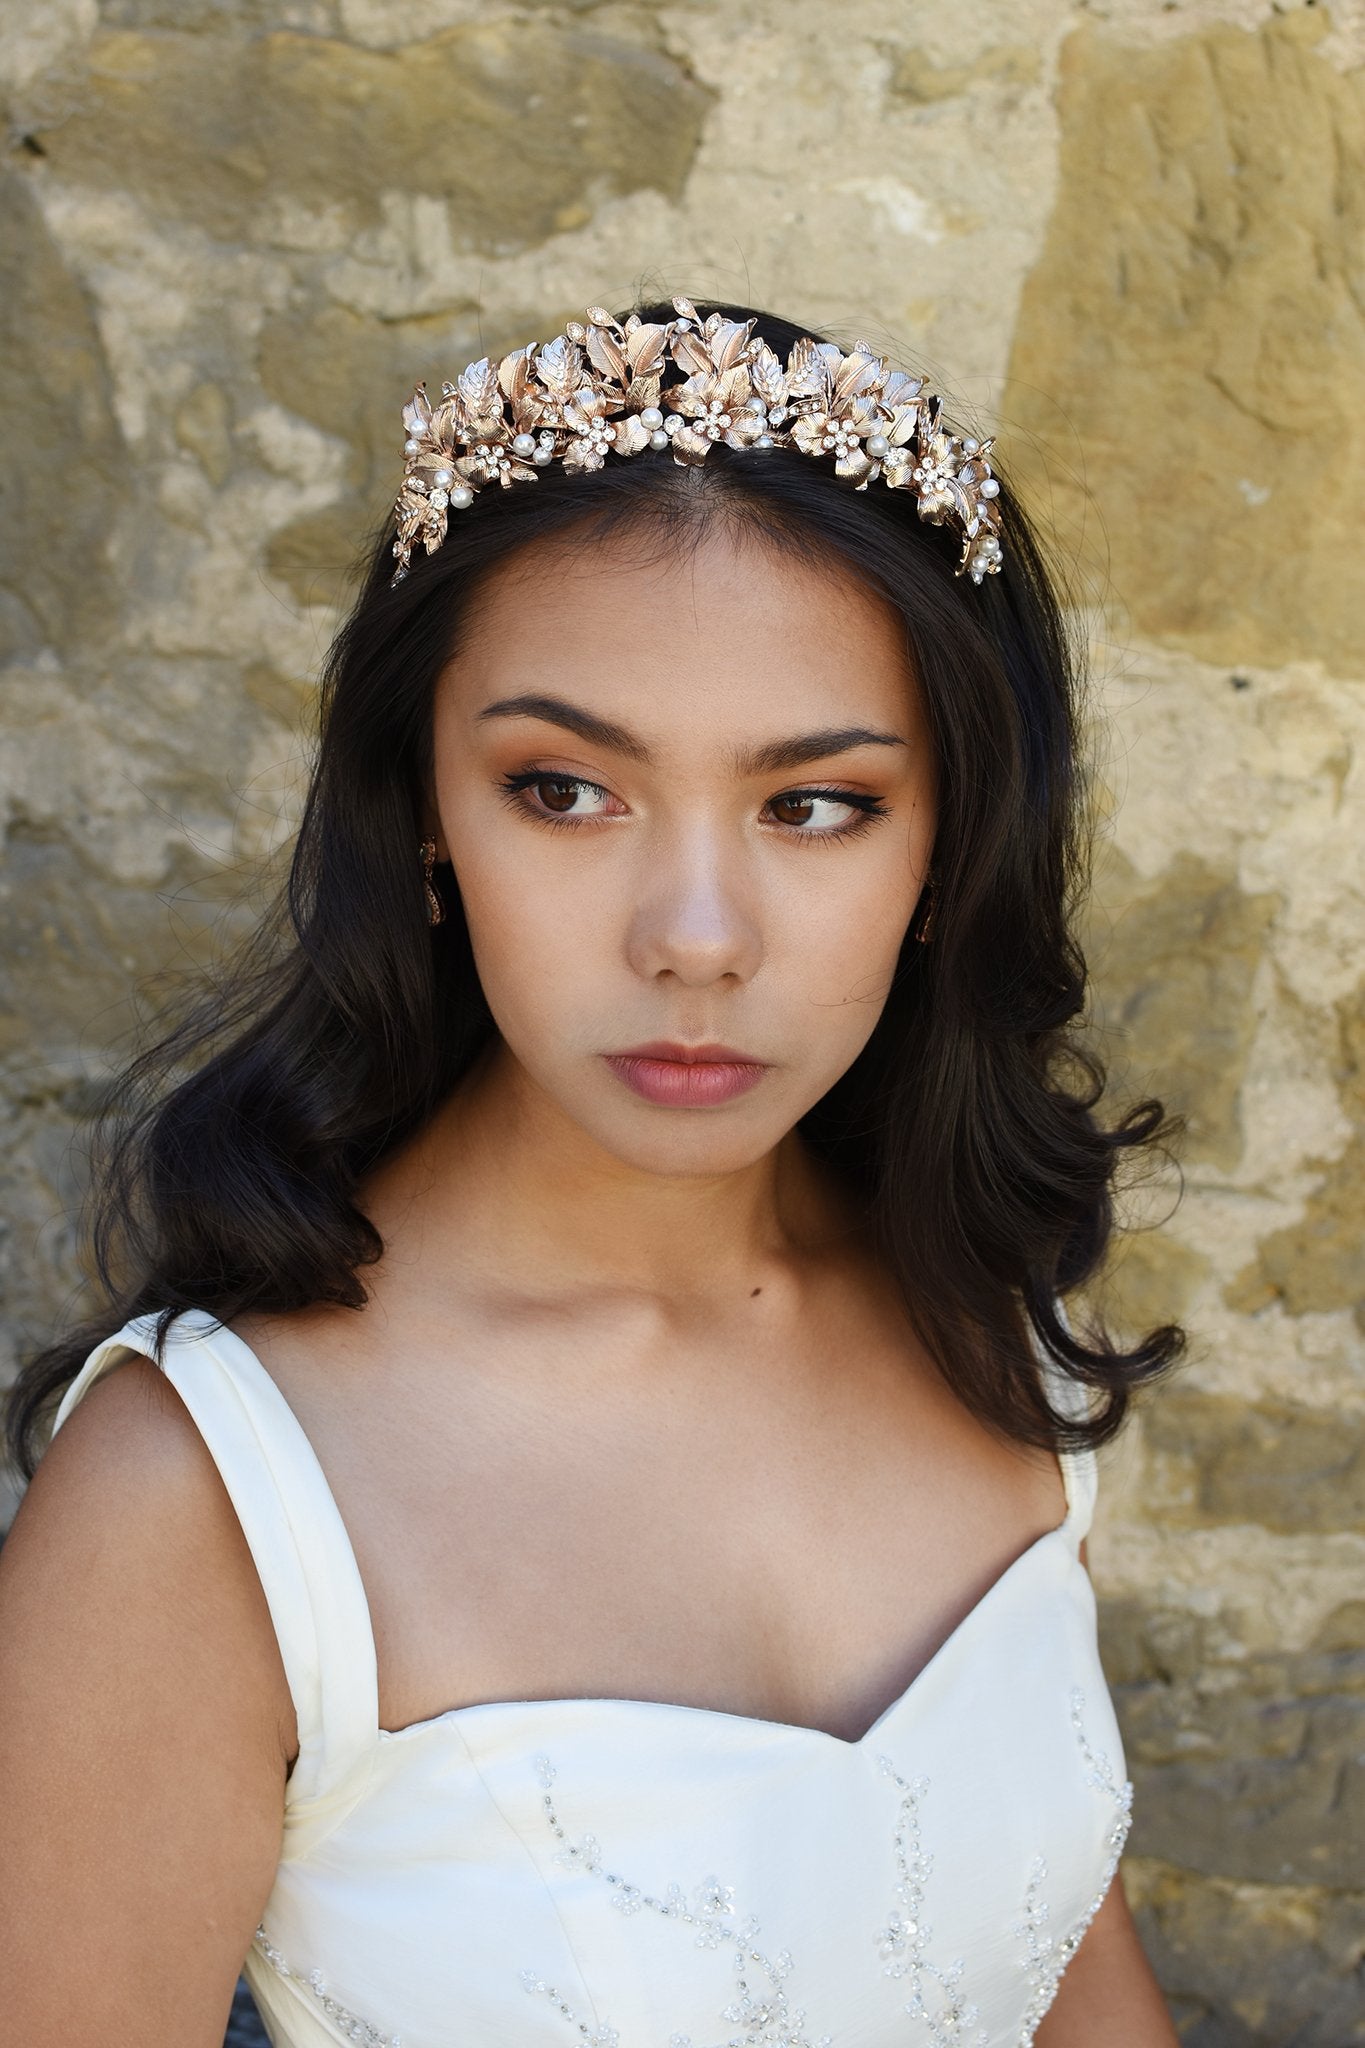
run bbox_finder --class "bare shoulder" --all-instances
[11,1347,247,1595]
[9,1347,298,1756]
[17,1351,250,1609]
[34,1343,225,1499]
[0,1350,295,2044]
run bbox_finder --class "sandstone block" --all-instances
[1003,11,1365,672]
[27,21,713,254]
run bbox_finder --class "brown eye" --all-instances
[770,794,816,827]
[762,789,888,839]
[497,768,619,825]
[537,776,581,813]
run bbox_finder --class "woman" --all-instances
[1,297,1183,2045]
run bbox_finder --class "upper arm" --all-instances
[1033,1869,1179,2046]
[0,1356,297,2047]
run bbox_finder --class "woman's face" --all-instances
[430,523,936,1178]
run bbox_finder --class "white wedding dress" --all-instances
[54,1309,1132,2048]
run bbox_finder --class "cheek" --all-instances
[445,823,612,1022]
[778,844,922,1003]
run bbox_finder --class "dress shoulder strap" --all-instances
[1042,1361,1099,1547]
[1033,1297,1100,1548]
[51,1308,380,1817]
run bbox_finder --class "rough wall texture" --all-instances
[1,2,1362,2039]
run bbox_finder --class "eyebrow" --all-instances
[475,693,907,777]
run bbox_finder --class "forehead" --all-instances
[442,524,920,742]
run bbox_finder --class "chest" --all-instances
[270,1302,1065,1743]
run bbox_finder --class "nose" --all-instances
[624,820,764,988]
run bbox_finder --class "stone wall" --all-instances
[2,3,1361,2038]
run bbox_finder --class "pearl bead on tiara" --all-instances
[389,297,1005,588]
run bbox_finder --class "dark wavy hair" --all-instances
[6,297,1183,1482]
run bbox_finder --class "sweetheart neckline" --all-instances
[106,1312,1086,1762]
[374,1516,1079,1754]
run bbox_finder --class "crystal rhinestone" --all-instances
[664,415,682,434]
[527,1752,830,2048]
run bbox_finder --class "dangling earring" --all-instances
[915,871,937,945]
[420,837,445,927]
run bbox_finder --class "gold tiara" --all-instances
[390,296,1003,588]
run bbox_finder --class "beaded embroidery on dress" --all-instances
[52,1310,1131,2048]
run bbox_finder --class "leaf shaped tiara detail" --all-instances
[390,296,1004,588]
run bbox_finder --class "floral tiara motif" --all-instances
[390,296,1004,588]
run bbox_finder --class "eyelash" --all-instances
[496,769,890,845]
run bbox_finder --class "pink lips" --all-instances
[603,1040,769,1107]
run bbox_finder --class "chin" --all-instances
[578,1097,796,1180]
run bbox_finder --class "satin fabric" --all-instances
[55,1310,1131,2048]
